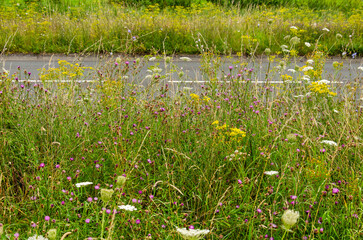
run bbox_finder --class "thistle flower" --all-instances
[116,175,127,187]
[281,210,300,232]
[47,229,57,240]
[176,227,210,240]
[118,205,137,211]
[100,189,114,203]
[321,140,338,146]
[75,182,93,188]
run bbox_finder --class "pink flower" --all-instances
[45,216,50,221]
[332,188,339,194]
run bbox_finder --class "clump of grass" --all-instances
[0,2,361,55]
[0,46,362,239]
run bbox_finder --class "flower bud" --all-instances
[101,189,114,203]
[47,228,57,240]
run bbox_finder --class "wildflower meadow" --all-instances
[0,0,363,240]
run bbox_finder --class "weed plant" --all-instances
[0,44,362,239]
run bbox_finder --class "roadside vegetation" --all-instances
[0,47,362,239]
[0,0,362,55]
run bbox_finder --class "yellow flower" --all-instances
[211,120,219,125]
[190,93,200,101]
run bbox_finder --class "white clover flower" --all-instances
[264,171,279,176]
[75,182,93,188]
[322,27,330,32]
[27,235,48,240]
[305,42,311,47]
[149,57,156,61]
[176,227,210,240]
[290,26,298,30]
[118,204,137,211]
[307,59,314,64]
[180,57,192,62]
[302,66,314,72]
[358,66,363,71]
[316,79,330,84]
[281,210,300,232]
[321,140,338,146]
[287,69,296,73]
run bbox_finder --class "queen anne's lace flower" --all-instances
[180,57,192,62]
[176,227,210,240]
[264,171,279,176]
[118,205,137,211]
[281,210,300,232]
[27,235,48,240]
[321,140,338,146]
[75,182,93,188]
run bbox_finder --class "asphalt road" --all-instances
[1,54,362,83]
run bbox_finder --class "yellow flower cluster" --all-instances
[190,93,210,103]
[308,82,337,96]
[212,121,246,143]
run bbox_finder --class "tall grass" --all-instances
[0,49,362,239]
[0,2,362,55]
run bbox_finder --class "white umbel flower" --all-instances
[176,227,210,240]
[290,26,298,30]
[75,182,93,188]
[358,66,363,71]
[321,140,338,146]
[281,210,300,232]
[307,59,314,64]
[316,79,330,84]
[333,109,339,113]
[287,69,296,73]
[302,66,313,72]
[322,27,330,32]
[264,171,279,175]
[27,235,48,240]
[305,42,311,47]
[149,57,156,61]
[180,57,192,62]
[118,205,137,211]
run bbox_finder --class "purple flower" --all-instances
[290,195,297,200]
[85,219,90,223]
[45,216,50,221]
[257,208,262,213]
[135,219,141,224]
[332,188,339,194]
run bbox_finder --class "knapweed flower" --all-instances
[47,229,57,240]
[100,189,114,202]
[118,205,137,211]
[116,175,127,187]
[176,226,210,240]
[281,210,300,232]
[75,182,93,188]
[264,171,279,176]
[332,188,339,194]
[321,140,338,146]
[27,235,48,240]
